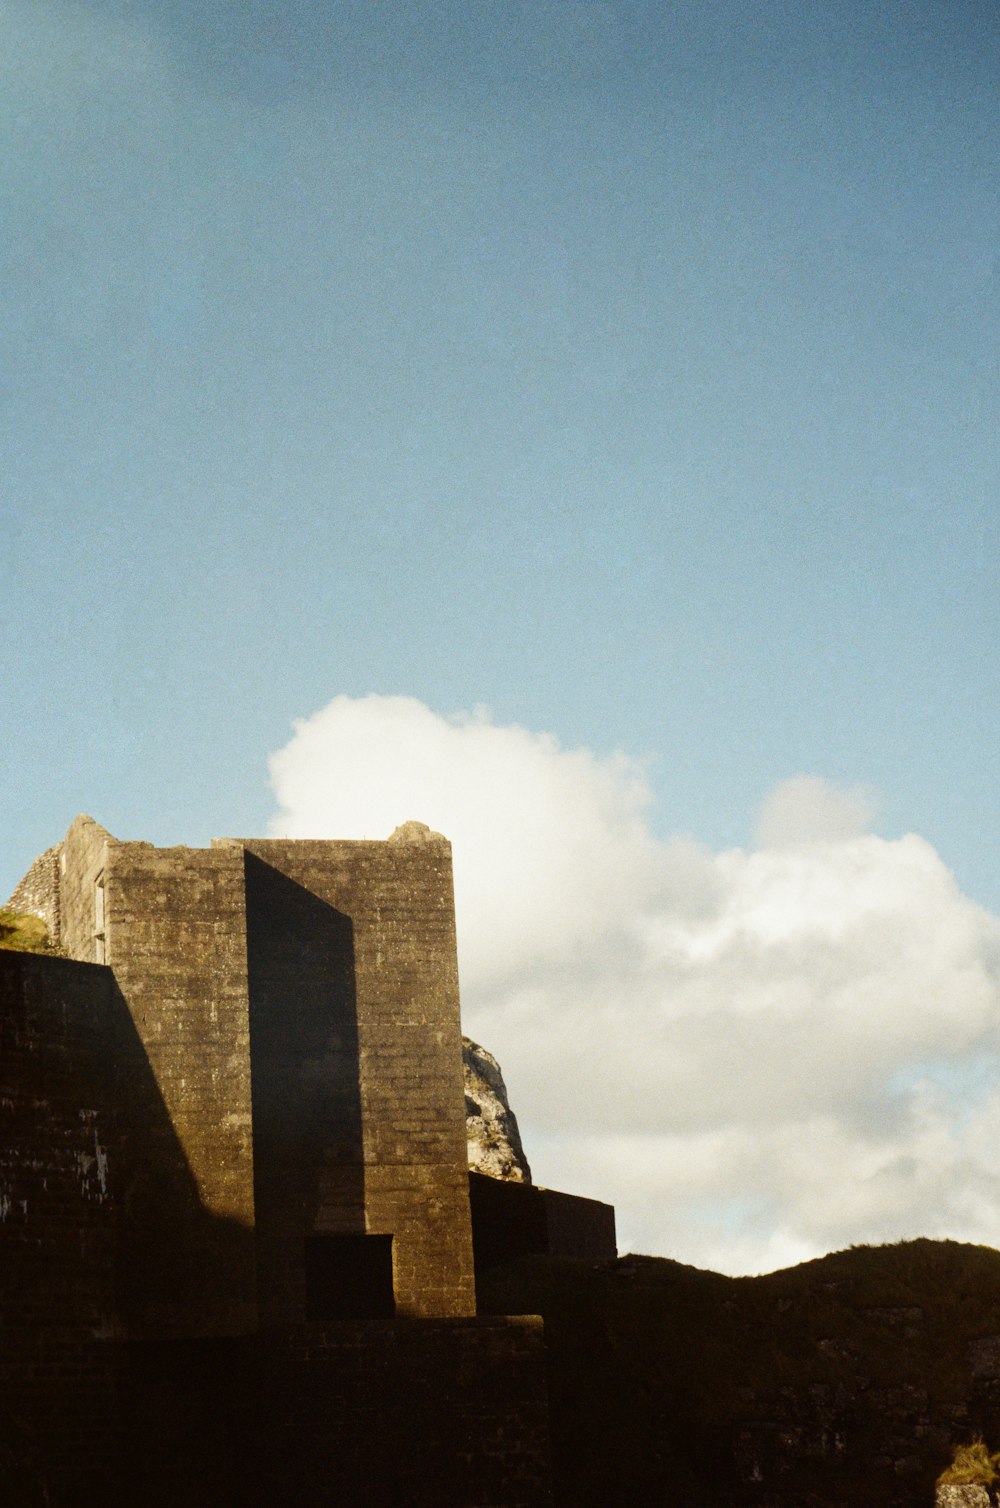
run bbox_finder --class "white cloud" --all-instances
[269,695,1000,1275]
[269,694,667,992]
[755,773,878,848]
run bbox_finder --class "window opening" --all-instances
[304,1233,395,1320]
[94,873,106,964]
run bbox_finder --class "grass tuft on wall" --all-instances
[938,1440,1000,1486]
[0,908,54,953]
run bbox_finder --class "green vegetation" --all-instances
[0,908,53,954]
[938,1440,1000,1486]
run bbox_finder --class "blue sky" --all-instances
[3,0,998,908]
[4,0,1000,1273]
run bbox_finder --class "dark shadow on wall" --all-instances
[109,974,257,1338]
[243,853,368,1328]
[0,948,255,1341]
[0,950,257,1507]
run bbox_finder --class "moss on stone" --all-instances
[0,908,54,953]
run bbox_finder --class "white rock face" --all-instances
[463,1036,531,1184]
[936,1488,993,1507]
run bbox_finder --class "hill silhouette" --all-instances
[479,1238,1000,1507]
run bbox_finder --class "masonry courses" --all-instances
[1,815,615,1506]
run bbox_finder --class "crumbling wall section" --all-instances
[6,842,63,947]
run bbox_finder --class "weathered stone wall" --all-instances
[236,835,476,1319]
[0,950,120,1499]
[48,818,476,1326]
[0,942,257,1497]
[0,939,550,1506]
[100,840,257,1335]
[60,815,116,963]
[6,842,63,946]
[2,819,557,1503]
[37,820,259,1336]
[542,1185,617,1260]
[0,951,118,1336]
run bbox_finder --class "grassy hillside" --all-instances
[479,1239,1000,1507]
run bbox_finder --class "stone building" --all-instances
[1,815,615,1505]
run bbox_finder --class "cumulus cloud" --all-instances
[755,773,878,847]
[268,695,1000,1274]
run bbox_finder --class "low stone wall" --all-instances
[3,1314,553,1505]
[113,1318,552,1507]
[469,1171,617,1279]
[257,1317,553,1507]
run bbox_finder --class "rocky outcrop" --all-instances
[463,1037,531,1183]
[937,1489,994,1506]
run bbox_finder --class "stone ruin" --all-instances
[1,814,615,1505]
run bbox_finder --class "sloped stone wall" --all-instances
[6,842,62,946]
